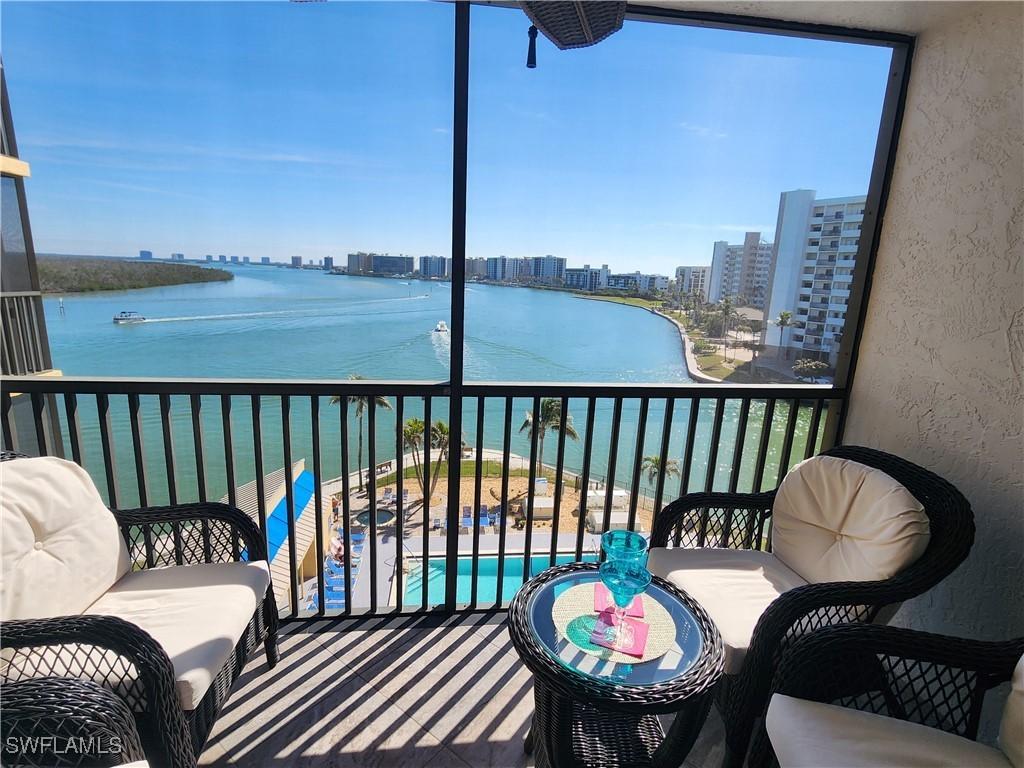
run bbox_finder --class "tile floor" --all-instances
[200,613,725,768]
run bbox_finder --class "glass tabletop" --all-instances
[526,568,704,687]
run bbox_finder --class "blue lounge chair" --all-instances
[432,517,441,531]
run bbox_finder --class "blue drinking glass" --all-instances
[598,559,652,650]
[600,529,649,565]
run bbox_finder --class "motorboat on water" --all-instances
[433,320,449,334]
[113,311,145,324]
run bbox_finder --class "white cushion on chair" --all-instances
[647,548,806,674]
[767,693,1011,768]
[771,455,930,585]
[0,457,131,620]
[84,561,270,710]
[1001,655,1024,768]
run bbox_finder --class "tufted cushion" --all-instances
[1,457,130,619]
[1001,655,1024,768]
[771,456,930,585]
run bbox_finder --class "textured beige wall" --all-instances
[843,3,1023,640]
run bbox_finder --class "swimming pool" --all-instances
[402,553,599,606]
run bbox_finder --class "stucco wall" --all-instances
[843,4,1023,641]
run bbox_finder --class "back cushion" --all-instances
[1,457,131,619]
[1001,654,1024,768]
[771,455,930,584]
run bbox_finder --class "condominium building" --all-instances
[291,256,302,268]
[347,252,372,275]
[260,257,271,265]
[171,252,185,261]
[485,256,523,282]
[465,257,488,279]
[675,265,711,301]
[762,189,866,365]
[564,263,610,292]
[708,232,774,307]
[419,255,451,279]
[606,272,670,293]
[323,256,334,271]
[523,255,566,284]
[205,255,214,262]
[139,250,153,260]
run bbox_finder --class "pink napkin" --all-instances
[589,609,650,657]
[594,583,644,617]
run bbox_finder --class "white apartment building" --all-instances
[605,272,669,293]
[524,255,567,284]
[762,189,867,365]
[707,232,774,308]
[675,265,711,301]
[564,263,610,292]
[419,255,451,279]
[485,256,522,282]
[465,257,488,278]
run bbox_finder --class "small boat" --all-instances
[113,311,145,324]
[433,320,449,334]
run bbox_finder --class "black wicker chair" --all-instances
[648,445,975,767]
[0,452,280,768]
[748,624,1024,768]
[1,677,148,767]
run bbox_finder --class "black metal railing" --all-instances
[1,376,842,620]
[1,293,48,376]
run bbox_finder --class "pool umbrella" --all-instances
[518,2,627,67]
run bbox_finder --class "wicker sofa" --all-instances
[0,454,280,768]
[648,445,975,766]
[751,624,1024,768]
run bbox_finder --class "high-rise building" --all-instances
[419,255,451,279]
[230,256,240,263]
[485,256,522,282]
[708,232,774,307]
[521,255,566,284]
[139,250,153,260]
[260,257,271,265]
[675,266,711,301]
[347,253,372,275]
[371,255,414,274]
[171,252,184,261]
[563,264,610,292]
[243,256,250,264]
[205,254,214,262]
[323,256,334,271]
[465,257,488,278]
[290,256,302,268]
[606,272,670,293]
[762,189,866,365]
[218,255,227,263]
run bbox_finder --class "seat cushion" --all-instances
[647,548,806,674]
[1,456,131,619]
[84,561,270,710]
[1001,655,1024,768]
[767,693,1011,768]
[771,455,930,584]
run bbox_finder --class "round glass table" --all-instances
[508,562,724,768]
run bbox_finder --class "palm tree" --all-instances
[719,296,741,361]
[331,374,392,492]
[402,418,426,504]
[775,311,794,359]
[641,455,680,485]
[427,420,450,497]
[519,398,579,475]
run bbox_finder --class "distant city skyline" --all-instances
[3,2,891,274]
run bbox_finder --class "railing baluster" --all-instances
[311,396,325,617]
[470,396,485,607]
[652,398,675,531]
[776,398,800,487]
[804,398,824,460]
[281,396,298,618]
[64,393,83,465]
[339,395,353,615]
[2,391,17,452]
[722,398,751,548]
[96,394,119,508]
[548,397,569,566]
[127,393,148,507]
[250,396,267,537]
[421,396,431,610]
[679,397,701,498]
[494,396,512,608]
[601,397,623,536]
[190,394,207,502]
[697,398,726,548]
[394,396,404,613]
[159,394,183,565]
[626,397,649,533]
[367,398,378,614]
[522,396,541,584]
[221,395,236,508]
[574,397,596,561]
[30,392,47,456]
[751,399,776,494]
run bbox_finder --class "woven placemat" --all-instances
[551,583,675,664]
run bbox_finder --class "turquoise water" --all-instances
[404,553,600,606]
[36,264,820,508]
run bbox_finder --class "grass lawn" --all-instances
[582,295,663,310]
[371,459,557,488]
[695,354,794,384]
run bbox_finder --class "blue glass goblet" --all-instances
[601,529,649,564]
[598,559,652,651]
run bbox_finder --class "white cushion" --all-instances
[1001,655,1024,768]
[771,455,930,584]
[84,561,270,710]
[1,457,131,620]
[647,548,806,674]
[767,693,1011,768]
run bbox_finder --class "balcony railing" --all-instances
[1,375,842,621]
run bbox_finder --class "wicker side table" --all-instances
[508,562,724,768]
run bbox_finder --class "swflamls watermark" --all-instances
[3,735,124,756]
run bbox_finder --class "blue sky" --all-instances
[2,2,892,273]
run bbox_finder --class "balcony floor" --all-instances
[199,613,725,768]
